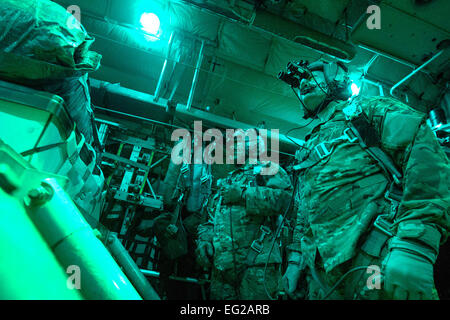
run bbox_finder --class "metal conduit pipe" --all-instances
[362,78,384,96]
[90,79,172,125]
[90,79,304,155]
[103,232,160,300]
[186,40,205,111]
[24,178,142,300]
[154,32,175,102]
[358,44,433,77]
[390,50,444,98]
[175,105,304,155]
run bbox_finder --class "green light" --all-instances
[351,82,360,96]
[140,12,160,36]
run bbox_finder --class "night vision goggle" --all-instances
[278,60,352,101]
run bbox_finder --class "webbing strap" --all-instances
[347,114,402,185]
[20,141,66,157]
[361,224,391,258]
[57,130,83,176]
[345,109,404,244]
[293,154,321,171]
[293,128,357,171]
[245,224,272,265]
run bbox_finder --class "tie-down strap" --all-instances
[245,225,272,265]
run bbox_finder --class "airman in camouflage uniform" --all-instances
[196,159,292,300]
[282,59,449,300]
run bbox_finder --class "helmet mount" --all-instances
[279,59,352,119]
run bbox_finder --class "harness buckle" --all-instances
[250,226,272,253]
[343,128,358,143]
[250,240,263,253]
[201,174,210,184]
[385,183,403,204]
[314,142,333,159]
[180,164,189,174]
[373,215,394,237]
[384,189,400,218]
[384,190,396,202]
[260,225,271,236]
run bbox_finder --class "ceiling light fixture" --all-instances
[140,12,161,37]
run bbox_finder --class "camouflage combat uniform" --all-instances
[197,162,292,299]
[288,96,450,299]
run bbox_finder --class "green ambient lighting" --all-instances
[351,82,361,96]
[140,12,161,40]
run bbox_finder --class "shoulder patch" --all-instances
[382,110,425,149]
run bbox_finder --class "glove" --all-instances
[282,264,302,298]
[221,184,243,204]
[281,252,303,298]
[383,246,435,300]
[196,241,214,269]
